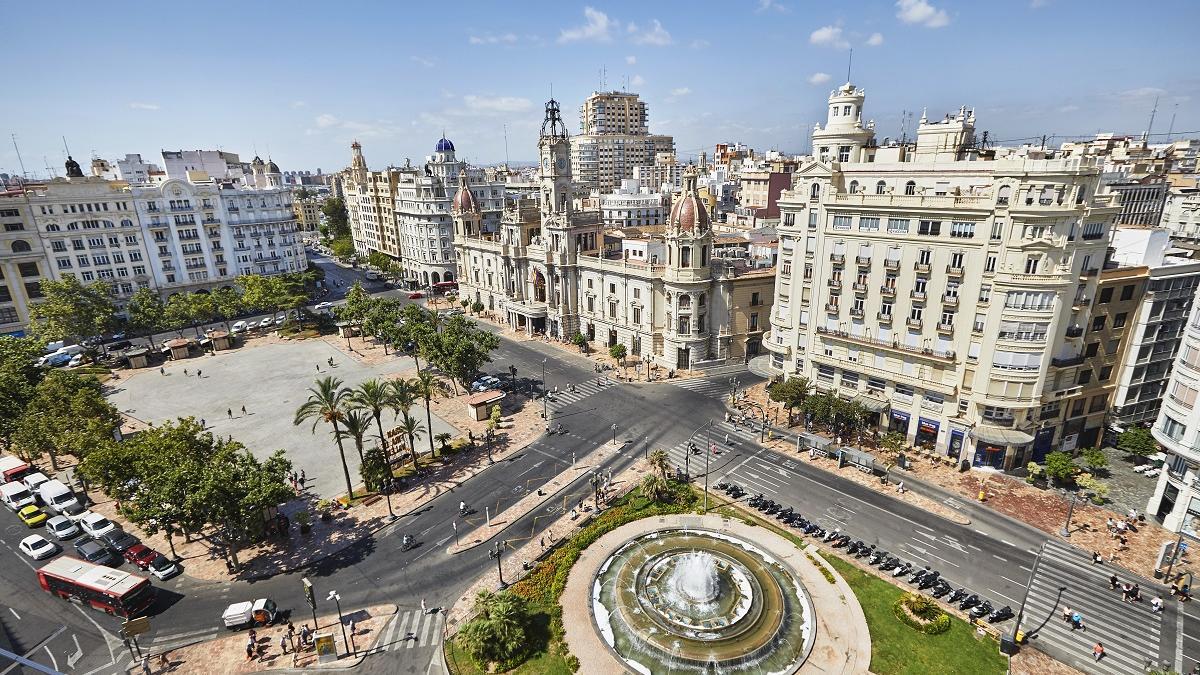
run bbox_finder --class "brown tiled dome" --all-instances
[452,173,480,214]
[668,171,709,233]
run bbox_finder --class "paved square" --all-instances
[108,339,460,498]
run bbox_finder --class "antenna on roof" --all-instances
[503,124,510,166]
[846,48,853,83]
[12,134,29,179]
[1167,104,1178,141]
[44,156,56,179]
[1144,95,1160,142]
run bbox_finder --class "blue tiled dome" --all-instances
[435,137,455,152]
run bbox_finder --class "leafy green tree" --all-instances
[0,337,44,450]
[210,286,244,333]
[880,431,907,456]
[359,446,391,492]
[189,442,292,569]
[336,282,373,327]
[411,371,445,458]
[427,315,500,390]
[571,332,588,352]
[640,473,669,502]
[337,409,371,466]
[165,293,213,337]
[434,432,452,454]
[13,370,121,471]
[768,376,811,424]
[321,197,350,239]
[350,379,395,459]
[330,237,355,261]
[126,287,167,350]
[457,590,530,669]
[362,297,404,350]
[609,343,627,368]
[31,276,117,342]
[648,448,670,480]
[1044,451,1078,484]
[294,376,356,499]
[471,300,484,314]
[367,251,392,272]
[1118,427,1158,458]
[1081,447,1108,472]
[237,274,275,316]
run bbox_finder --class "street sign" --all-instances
[314,633,338,663]
[122,616,150,637]
[302,577,315,610]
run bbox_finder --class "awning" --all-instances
[972,425,1035,446]
[796,432,831,449]
[508,301,548,318]
[853,393,890,413]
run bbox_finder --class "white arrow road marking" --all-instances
[67,635,83,669]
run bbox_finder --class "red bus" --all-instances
[37,557,155,617]
[431,281,459,295]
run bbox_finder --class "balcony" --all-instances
[1065,325,1084,338]
[884,258,901,270]
[828,279,842,290]
[815,325,956,361]
[914,262,932,273]
[1051,354,1085,367]
[856,256,871,266]
[852,282,869,293]
[880,286,896,298]
[907,317,923,329]
[203,218,220,224]
[942,293,959,307]
[185,263,207,270]
[910,290,927,302]
[849,307,865,318]
[937,322,954,334]
[946,264,964,277]
[1072,295,1090,308]
[1082,267,1099,277]
[825,303,840,314]
[178,233,199,241]
[169,205,191,212]
[830,253,845,264]
[877,311,893,323]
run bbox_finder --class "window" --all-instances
[838,146,851,162]
[979,285,991,303]
[875,181,886,195]
[833,215,852,230]
[17,262,38,277]
[1004,290,1055,310]
[1113,312,1127,328]
[859,216,879,232]
[840,371,859,388]
[984,255,996,273]
[949,221,975,238]
[904,181,916,196]
[990,220,1004,240]
[1024,255,1040,274]
[1070,400,1086,418]
[887,218,909,234]
[608,283,616,294]
[749,313,759,331]
[1099,365,1113,381]
[608,301,616,319]
[918,220,941,236]
[1099,287,1113,303]
[1085,342,1099,357]
[1161,415,1186,441]
[1092,316,1107,331]
[895,384,914,399]
[808,211,819,229]
[810,184,821,200]
[751,292,761,306]
[1120,285,1135,301]
[849,181,859,193]
[1077,370,1092,385]
[997,185,1011,205]
[632,307,642,324]
[1171,382,1199,409]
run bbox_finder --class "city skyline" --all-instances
[4,0,1199,177]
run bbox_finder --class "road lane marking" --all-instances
[8,608,19,620]
[993,555,1008,562]
[42,645,58,672]
[406,614,428,649]
[67,635,83,669]
[1000,575,1024,587]
[151,628,218,643]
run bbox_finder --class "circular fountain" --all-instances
[592,529,814,674]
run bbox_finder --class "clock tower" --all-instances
[538,98,572,220]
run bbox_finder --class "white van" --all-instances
[37,480,79,515]
[1,482,35,510]
[23,472,49,498]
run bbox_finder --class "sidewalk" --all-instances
[129,604,395,674]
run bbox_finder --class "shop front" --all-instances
[853,394,890,432]
[889,410,911,437]
[1032,428,1054,463]
[947,429,966,460]
[914,417,940,451]
[971,425,1035,471]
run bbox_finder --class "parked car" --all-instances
[408,292,424,299]
[441,308,465,317]
[274,316,287,326]
[45,515,81,540]
[68,354,85,368]
[123,543,158,569]
[231,320,248,333]
[99,529,140,553]
[17,505,48,527]
[1,482,36,511]
[22,472,49,498]
[38,480,80,515]
[59,502,88,523]
[40,352,73,368]
[147,554,181,581]
[470,375,502,393]
[73,537,121,567]
[222,598,278,628]
[80,512,117,538]
[106,340,132,352]
[314,302,333,311]
[19,534,58,560]
[258,317,274,328]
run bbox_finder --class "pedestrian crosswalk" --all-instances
[666,376,740,401]
[145,626,221,654]
[1019,540,1169,675]
[657,420,761,477]
[546,378,616,412]
[368,607,445,654]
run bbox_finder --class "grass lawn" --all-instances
[444,605,575,675]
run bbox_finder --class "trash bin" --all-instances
[999,635,1018,655]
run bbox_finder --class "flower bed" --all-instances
[893,593,952,635]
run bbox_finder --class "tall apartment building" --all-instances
[0,195,49,336]
[571,91,674,194]
[1105,178,1169,226]
[293,197,323,234]
[1106,228,1200,427]
[1147,285,1200,532]
[632,152,684,193]
[765,82,1120,470]
[162,149,251,184]
[454,99,774,369]
[1162,188,1200,240]
[600,179,666,229]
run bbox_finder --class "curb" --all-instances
[260,604,399,673]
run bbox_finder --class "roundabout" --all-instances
[562,514,871,675]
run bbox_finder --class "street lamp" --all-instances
[541,358,549,420]
[327,590,351,656]
[485,428,494,464]
[611,423,618,445]
[489,540,507,588]
[1059,489,1080,538]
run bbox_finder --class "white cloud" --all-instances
[807,72,831,85]
[558,6,615,43]
[670,87,691,96]
[1057,104,1080,113]
[810,25,849,49]
[625,55,637,65]
[128,102,159,111]
[631,19,672,46]
[756,0,788,12]
[410,55,435,68]
[315,114,339,129]
[690,39,710,49]
[462,95,534,114]
[469,33,518,45]
[626,22,638,33]
[866,32,884,46]
[631,74,646,87]
[1118,86,1167,100]
[896,0,950,28]
[290,100,307,109]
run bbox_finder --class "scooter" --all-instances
[969,601,993,620]
[401,535,416,551]
[879,557,901,571]
[931,580,953,598]
[809,526,827,539]
[986,606,1014,623]
[846,541,861,555]
[892,562,913,578]
[868,550,889,565]
[958,594,980,611]
[857,544,875,559]
[833,535,851,548]
[909,568,929,586]
[947,588,968,604]
[823,529,841,543]
[919,571,942,590]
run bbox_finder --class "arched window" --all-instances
[876,180,887,195]
[810,183,821,199]
[904,181,917,196]
[11,240,31,253]
[848,180,859,194]
[121,219,133,227]
[66,223,79,230]
[678,295,691,309]
[997,185,1011,205]
[45,224,60,232]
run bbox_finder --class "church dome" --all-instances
[668,171,709,234]
[452,173,479,214]
[435,137,455,153]
[267,160,280,173]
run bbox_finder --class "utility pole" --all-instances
[541,358,548,420]
[490,540,507,588]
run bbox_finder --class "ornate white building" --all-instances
[765,82,1120,470]
[1147,285,1200,532]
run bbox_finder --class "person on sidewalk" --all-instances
[245,641,254,661]
[140,655,151,675]
[1062,605,1072,624]
[241,404,247,415]
[1152,596,1165,613]
[1093,643,1105,661]
[227,408,233,419]
[160,367,165,375]
[1110,574,1119,590]
[1071,612,1085,631]
[279,633,289,654]
[196,369,201,378]
[421,598,427,614]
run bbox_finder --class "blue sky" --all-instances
[4,0,1198,178]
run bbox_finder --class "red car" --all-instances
[123,543,159,570]
[407,292,424,299]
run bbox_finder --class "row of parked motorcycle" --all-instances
[716,482,1015,624]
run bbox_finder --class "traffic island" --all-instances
[128,604,395,674]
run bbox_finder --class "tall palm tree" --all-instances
[337,409,371,466]
[350,379,395,459]
[294,376,355,499]
[434,432,452,454]
[410,371,444,458]
[396,411,426,469]
[648,449,671,480]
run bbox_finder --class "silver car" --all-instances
[46,515,81,540]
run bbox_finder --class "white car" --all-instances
[59,502,88,523]
[147,554,181,581]
[274,315,287,326]
[258,317,274,328]
[45,515,81,540]
[23,472,50,497]
[79,512,117,538]
[19,534,58,560]
[231,320,248,333]
[68,354,85,368]
[314,302,333,311]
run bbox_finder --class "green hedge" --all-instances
[892,595,951,635]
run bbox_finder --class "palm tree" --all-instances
[350,379,395,459]
[648,449,671,480]
[434,432,452,455]
[459,590,529,667]
[411,371,444,458]
[337,409,371,466]
[389,379,416,454]
[640,473,668,502]
[395,411,426,469]
[294,376,355,499]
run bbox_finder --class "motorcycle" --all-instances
[879,557,901,571]
[823,529,841,543]
[947,588,968,604]
[833,535,851,548]
[918,571,941,590]
[909,568,929,586]
[892,562,913,578]
[856,544,875,559]
[401,535,416,551]
[970,601,993,620]
[986,605,1014,623]
[809,526,827,539]
[846,541,861,555]
[868,550,888,565]
[931,580,953,598]
[958,594,981,611]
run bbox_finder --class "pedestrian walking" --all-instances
[279,633,288,654]
[245,641,254,661]
[249,628,257,644]
[183,368,188,376]
[1092,551,1103,564]
[200,418,206,428]
[421,598,427,614]
[1132,584,1141,602]
[1093,642,1105,661]
[159,367,165,376]
[196,369,201,378]
[1152,596,1164,613]
[1122,583,1133,602]
[724,433,730,445]
[316,364,321,372]
[1062,605,1072,624]
[241,404,247,415]
[1110,574,1118,590]
[140,654,151,675]
[348,619,356,636]
[539,537,545,548]
[227,408,233,418]
[158,653,169,669]
[300,470,306,487]
[1071,612,1085,631]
